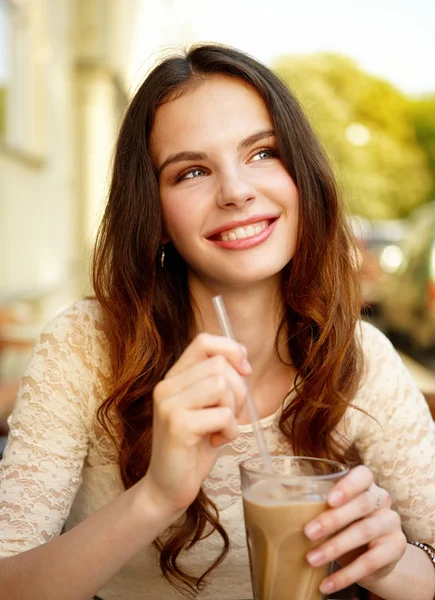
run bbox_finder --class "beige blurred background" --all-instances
[0,0,435,430]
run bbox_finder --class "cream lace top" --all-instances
[0,300,434,600]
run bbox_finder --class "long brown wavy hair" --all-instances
[92,44,364,596]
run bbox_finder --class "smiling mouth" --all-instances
[208,218,276,242]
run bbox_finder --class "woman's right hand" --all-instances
[144,333,251,516]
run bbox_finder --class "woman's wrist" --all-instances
[411,542,435,600]
[131,476,186,532]
[362,542,435,600]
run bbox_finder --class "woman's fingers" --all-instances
[302,465,407,597]
[147,335,253,512]
[155,372,243,417]
[305,485,391,541]
[326,465,374,508]
[303,465,406,596]
[317,531,407,596]
[306,509,400,567]
[165,333,251,378]
[157,355,248,417]
[155,377,241,444]
[190,406,239,441]
[161,405,239,446]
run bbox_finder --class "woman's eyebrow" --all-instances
[238,128,275,151]
[158,151,207,176]
[158,128,276,176]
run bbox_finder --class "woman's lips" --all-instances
[207,218,278,250]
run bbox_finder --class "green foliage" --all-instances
[274,54,433,220]
[410,95,435,203]
[0,86,5,137]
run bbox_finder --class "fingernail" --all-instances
[320,580,335,594]
[242,358,252,373]
[307,549,324,566]
[305,521,322,539]
[328,489,344,506]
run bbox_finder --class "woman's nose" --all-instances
[215,166,257,209]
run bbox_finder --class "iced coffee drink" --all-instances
[240,456,348,600]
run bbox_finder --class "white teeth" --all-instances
[218,219,269,241]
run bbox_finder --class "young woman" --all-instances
[0,44,434,600]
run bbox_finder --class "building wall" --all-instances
[0,0,77,309]
[0,0,138,315]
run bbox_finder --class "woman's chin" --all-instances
[191,268,284,291]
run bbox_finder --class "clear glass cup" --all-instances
[240,456,349,600]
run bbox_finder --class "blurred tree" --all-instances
[274,54,433,219]
[410,95,435,203]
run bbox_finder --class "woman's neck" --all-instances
[188,273,293,390]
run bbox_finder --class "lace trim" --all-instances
[0,302,434,600]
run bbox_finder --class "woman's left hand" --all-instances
[304,465,408,596]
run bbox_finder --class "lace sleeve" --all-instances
[0,301,101,557]
[350,322,435,543]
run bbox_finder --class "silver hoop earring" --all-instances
[160,245,165,268]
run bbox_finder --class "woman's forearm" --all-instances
[363,543,435,600]
[0,477,181,600]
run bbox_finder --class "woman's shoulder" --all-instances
[45,297,102,328]
[355,318,405,384]
[356,318,394,357]
[43,298,105,342]
[355,318,412,381]
[39,298,110,377]
[352,318,423,410]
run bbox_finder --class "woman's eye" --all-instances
[252,148,277,161]
[177,167,206,181]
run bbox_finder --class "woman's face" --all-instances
[151,75,299,289]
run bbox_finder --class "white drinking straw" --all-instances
[212,295,275,473]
